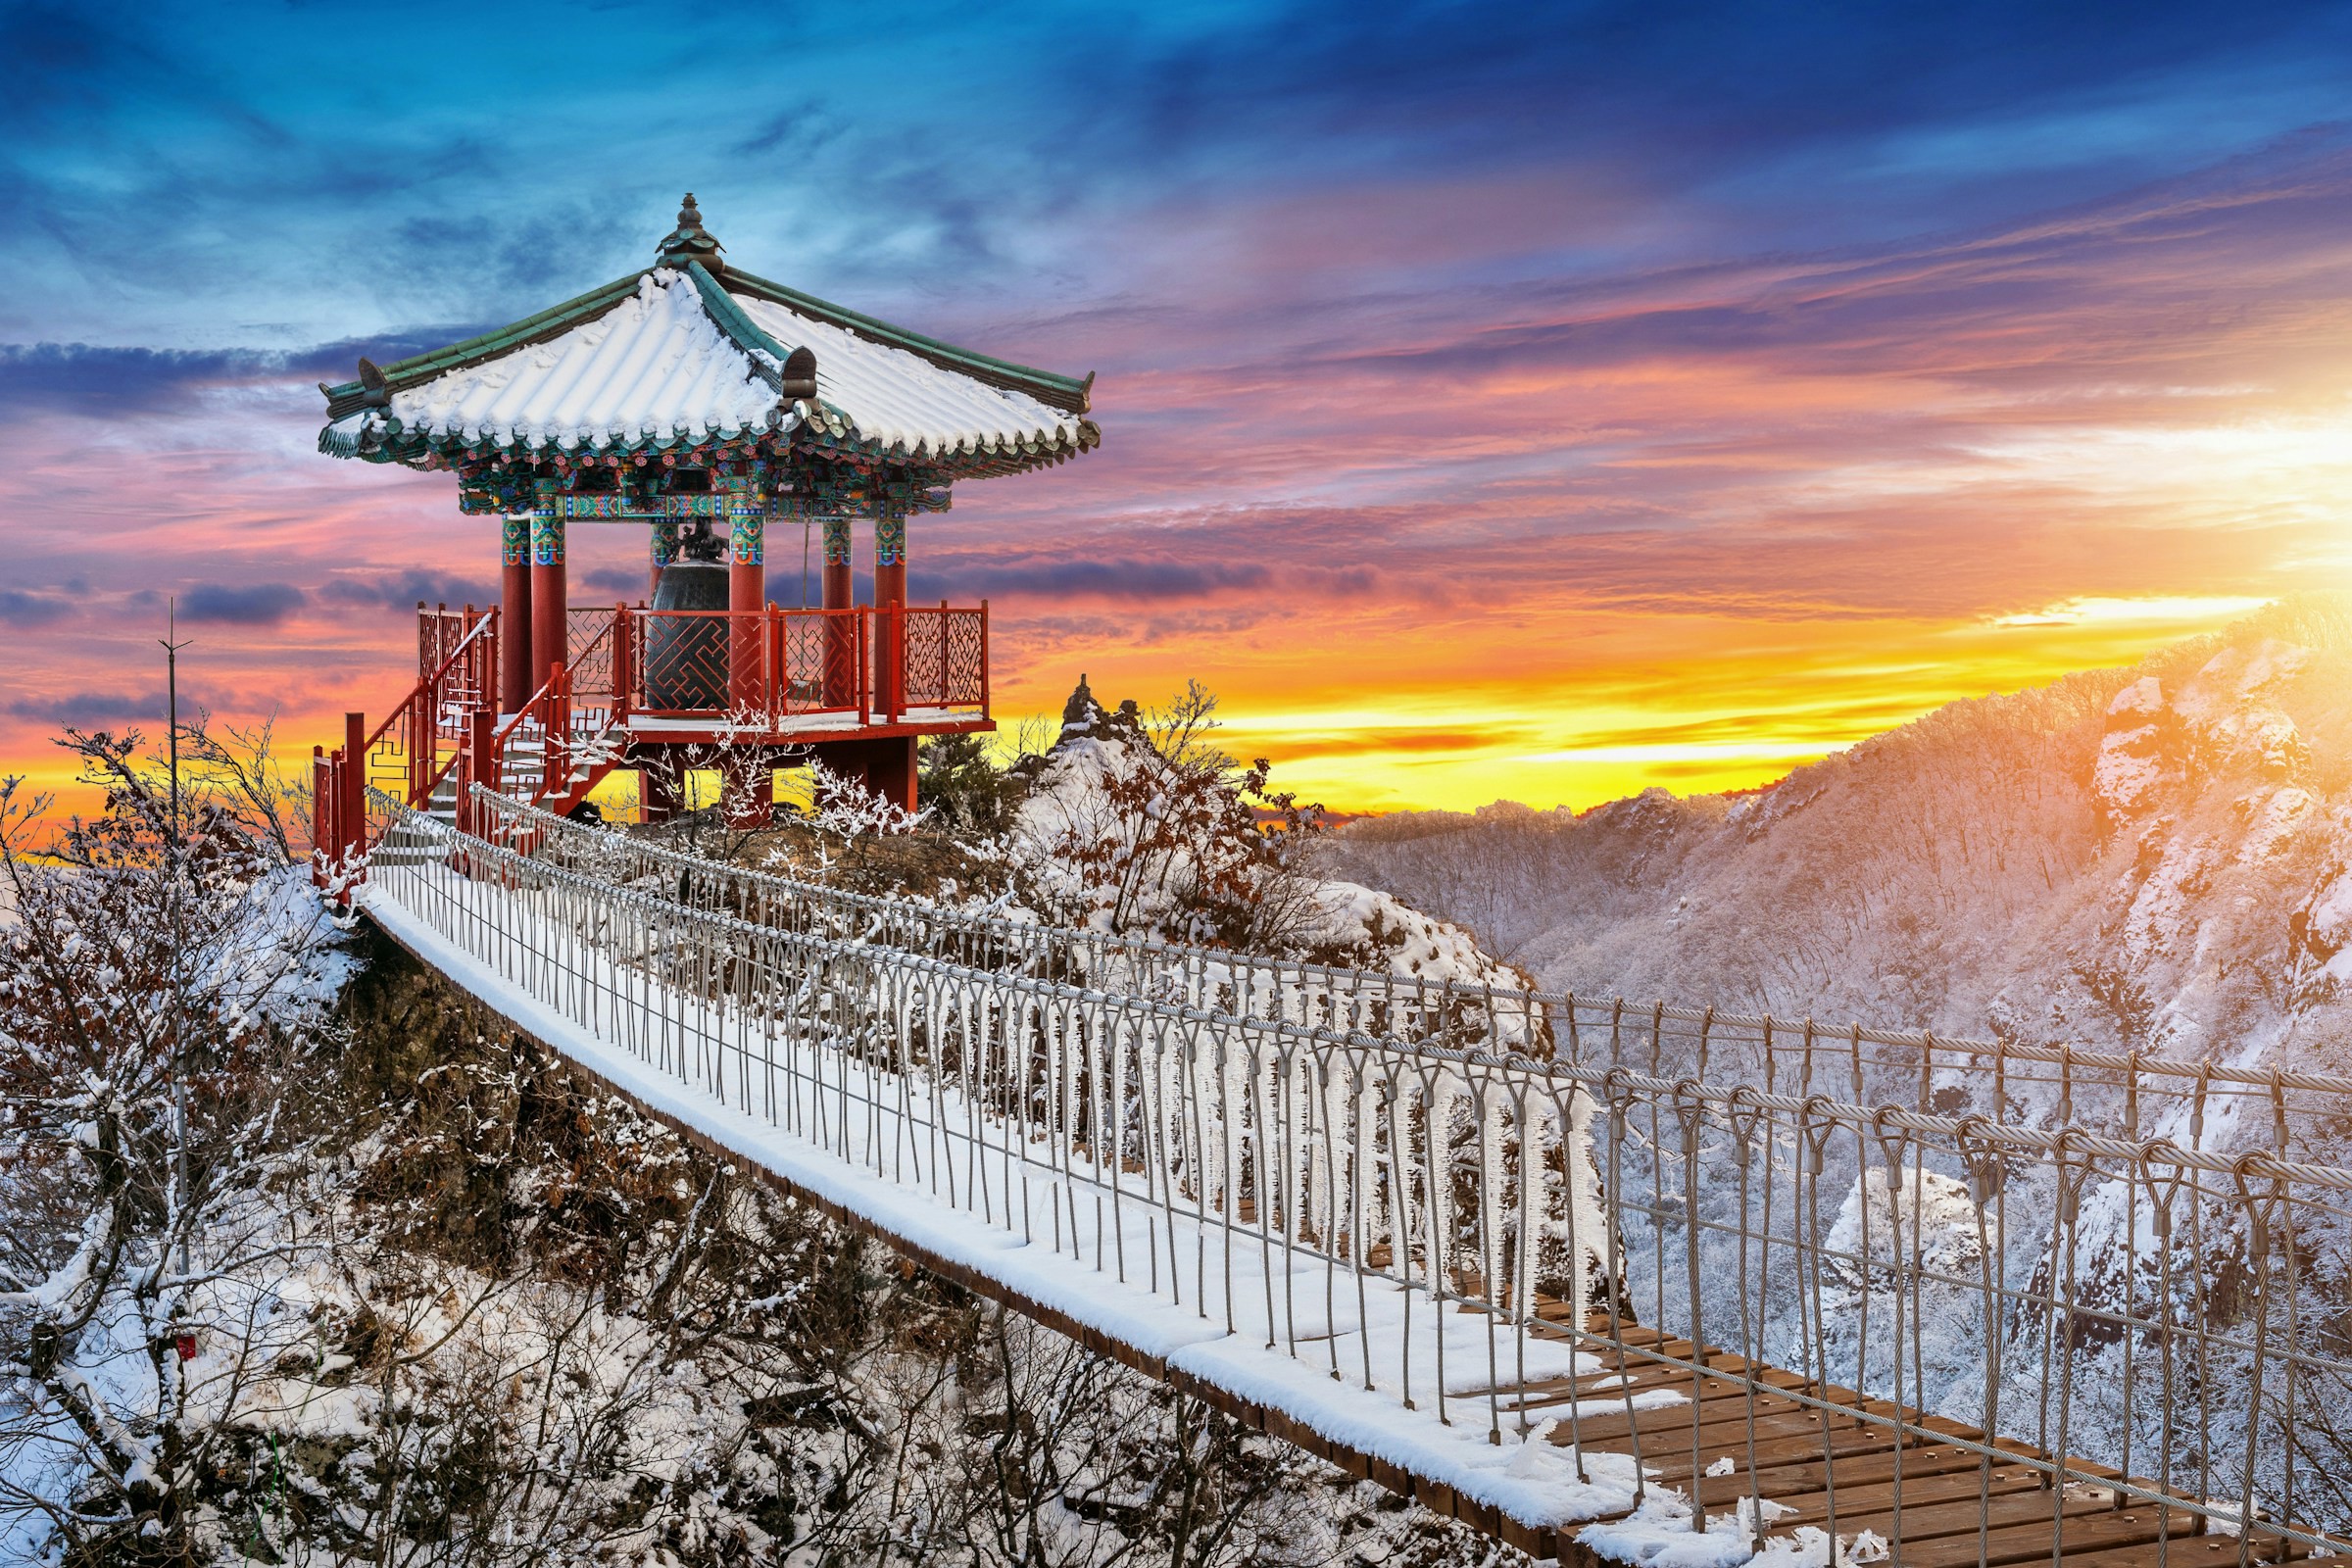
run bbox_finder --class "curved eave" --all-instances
[320,408,1101,480]
[318,260,1101,466]
[792,406,1102,476]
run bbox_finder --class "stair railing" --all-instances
[360,607,500,808]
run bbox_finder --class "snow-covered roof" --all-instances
[318,196,1096,479]
[388,270,776,451]
[735,292,1081,461]
[368,269,1086,462]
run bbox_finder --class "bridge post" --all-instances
[323,749,342,883]
[310,744,327,885]
[500,513,532,715]
[529,482,565,705]
[462,707,495,834]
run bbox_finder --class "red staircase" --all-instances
[313,599,990,890]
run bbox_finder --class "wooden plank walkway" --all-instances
[1494,1321,2240,1566]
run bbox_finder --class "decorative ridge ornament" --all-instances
[780,345,817,400]
[656,191,725,273]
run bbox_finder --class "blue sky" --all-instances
[11,0,2348,346]
[4,0,2352,808]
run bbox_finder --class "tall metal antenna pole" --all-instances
[165,602,188,842]
[161,602,194,1280]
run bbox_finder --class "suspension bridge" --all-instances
[321,784,2352,1568]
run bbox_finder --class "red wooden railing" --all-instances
[314,600,988,895]
[418,602,497,697]
[581,603,986,723]
[362,607,499,807]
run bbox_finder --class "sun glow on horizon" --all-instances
[998,592,2319,818]
[1992,595,2274,628]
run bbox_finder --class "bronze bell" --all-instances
[645,522,730,710]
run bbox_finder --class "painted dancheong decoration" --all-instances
[312,193,1097,860]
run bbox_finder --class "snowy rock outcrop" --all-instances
[1817,1166,2000,1415]
[1007,676,1530,995]
[2094,675,2168,821]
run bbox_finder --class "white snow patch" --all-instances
[1578,1493,1756,1568]
[2239,786,2315,863]
[2107,676,2163,717]
[2092,738,2163,817]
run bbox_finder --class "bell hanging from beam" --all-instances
[645,521,729,711]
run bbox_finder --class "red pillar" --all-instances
[638,756,679,825]
[866,736,916,813]
[342,710,367,868]
[500,514,532,713]
[811,737,914,813]
[872,511,906,719]
[728,504,765,716]
[463,707,495,834]
[529,503,566,701]
[820,514,855,708]
[612,604,634,718]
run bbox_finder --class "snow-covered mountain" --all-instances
[1323,596,2352,1074]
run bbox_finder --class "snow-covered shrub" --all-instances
[0,722,348,1566]
[1005,678,1328,949]
[630,733,814,856]
[799,757,925,861]
[916,729,1017,836]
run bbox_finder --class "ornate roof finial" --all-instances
[656,191,724,272]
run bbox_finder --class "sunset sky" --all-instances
[4,1,2351,812]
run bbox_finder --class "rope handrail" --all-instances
[472,785,2352,1116]
[425,795,2352,1189]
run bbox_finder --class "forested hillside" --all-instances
[1324,596,2352,1073]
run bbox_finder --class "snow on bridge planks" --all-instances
[356,827,2286,1568]
[1548,1333,2244,1567]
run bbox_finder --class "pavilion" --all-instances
[316,194,1096,821]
